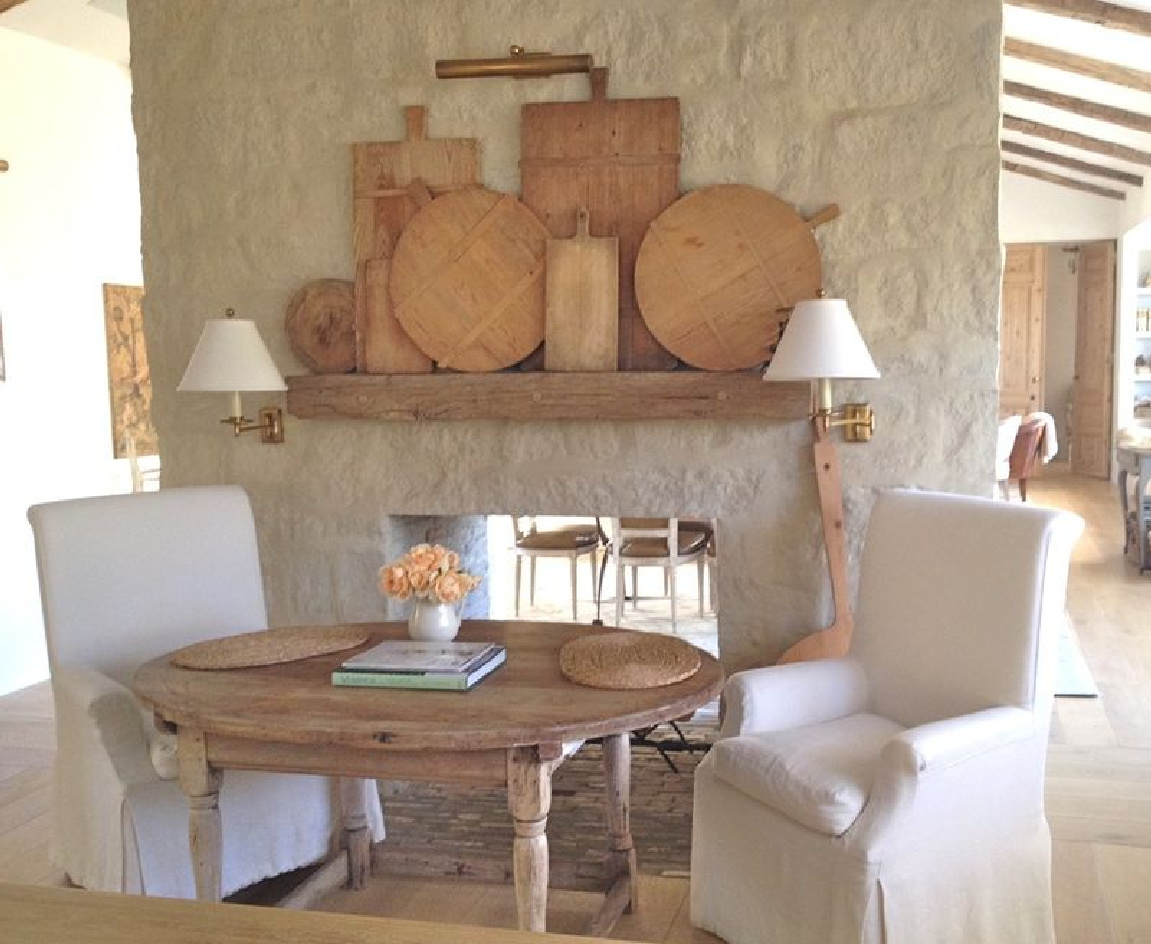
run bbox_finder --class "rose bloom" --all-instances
[379,565,411,600]
[406,544,439,572]
[408,568,433,596]
[434,571,466,604]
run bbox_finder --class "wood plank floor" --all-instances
[2,469,1149,942]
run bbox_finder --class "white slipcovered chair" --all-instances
[28,486,384,898]
[691,489,1083,944]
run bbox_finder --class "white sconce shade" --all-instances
[763,298,880,381]
[179,316,287,392]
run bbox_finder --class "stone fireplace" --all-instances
[133,0,1002,671]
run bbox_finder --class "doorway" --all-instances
[999,240,1116,479]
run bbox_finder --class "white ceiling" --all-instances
[1,0,128,67]
[1003,2,1151,200]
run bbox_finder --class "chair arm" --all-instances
[719,657,869,738]
[846,707,1038,855]
[52,665,157,786]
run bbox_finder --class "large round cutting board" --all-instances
[390,187,550,371]
[635,185,825,370]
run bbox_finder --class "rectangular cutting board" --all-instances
[352,106,480,373]
[521,69,680,371]
[545,208,618,371]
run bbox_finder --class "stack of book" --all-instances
[331,640,506,692]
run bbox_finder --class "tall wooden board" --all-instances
[352,106,480,373]
[999,244,1046,416]
[521,70,680,371]
[545,208,618,372]
[1072,240,1116,478]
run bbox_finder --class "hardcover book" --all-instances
[340,640,500,674]
[332,647,506,692]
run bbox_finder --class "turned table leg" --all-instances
[508,745,552,932]
[177,728,223,901]
[588,732,638,936]
[340,777,373,890]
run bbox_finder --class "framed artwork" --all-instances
[103,283,158,458]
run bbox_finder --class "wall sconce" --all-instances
[435,45,593,79]
[762,294,880,666]
[762,296,880,441]
[178,308,287,444]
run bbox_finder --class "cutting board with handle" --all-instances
[545,207,618,372]
[352,105,480,373]
[390,186,550,372]
[521,68,680,371]
[635,185,840,370]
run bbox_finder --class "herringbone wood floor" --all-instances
[2,469,1150,941]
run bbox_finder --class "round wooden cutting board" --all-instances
[284,279,356,373]
[635,184,826,370]
[389,187,550,371]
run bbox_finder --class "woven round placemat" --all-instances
[559,633,702,690]
[170,626,370,670]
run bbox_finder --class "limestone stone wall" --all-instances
[129,0,1002,671]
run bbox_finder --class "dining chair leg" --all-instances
[615,555,625,628]
[515,555,523,617]
[588,550,599,607]
[570,555,578,621]
[669,565,678,633]
[630,567,639,610]
[530,557,537,606]
[697,558,706,616]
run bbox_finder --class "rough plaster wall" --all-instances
[129,0,1002,671]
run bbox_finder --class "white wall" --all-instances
[1001,172,1122,244]
[1043,245,1078,455]
[0,29,142,695]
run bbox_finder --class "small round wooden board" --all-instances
[389,187,549,371]
[635,184,825,370]
[284,279,356,373]
[170,625,370,670]
[559,632,702,690]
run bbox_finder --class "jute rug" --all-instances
[372,717,716,886]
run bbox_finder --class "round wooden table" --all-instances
[134,620,724,934]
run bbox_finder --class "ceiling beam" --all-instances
[1007,0,1151,37]
[1001,139,1143,187]
[1004,114,1151,166]
[1004,37,1151,94]
[1003,160,1126,200]
[1003,80,1151,134]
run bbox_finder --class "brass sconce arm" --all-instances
[222,408,284,444]
[810,377,875,442]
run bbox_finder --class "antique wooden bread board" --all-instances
[545,207,618,371]
[521,68,680,371]
[390,187,550,371]
[284,279,356,374]
[635,185,834,370]
[352,105,480,374]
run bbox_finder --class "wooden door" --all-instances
[1072,240,1116,478]
[999,244,1046,417]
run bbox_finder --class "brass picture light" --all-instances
[436,45,593,80]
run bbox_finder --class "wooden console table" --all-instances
[1117,442,1151,572]
[133,620,723,935]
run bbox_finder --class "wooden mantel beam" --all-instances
[1003,80,1151,135]
[1004,114,1151,167]
[0,0,29,12]
[1004,37,1151,95]
[1007,0,1151,37]
[1001,139,1143,187]
[1003,160,1126,200]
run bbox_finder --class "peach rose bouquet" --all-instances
[379,543,481,606]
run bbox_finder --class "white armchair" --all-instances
[28,486,383,898]
[691,489,1083,944]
